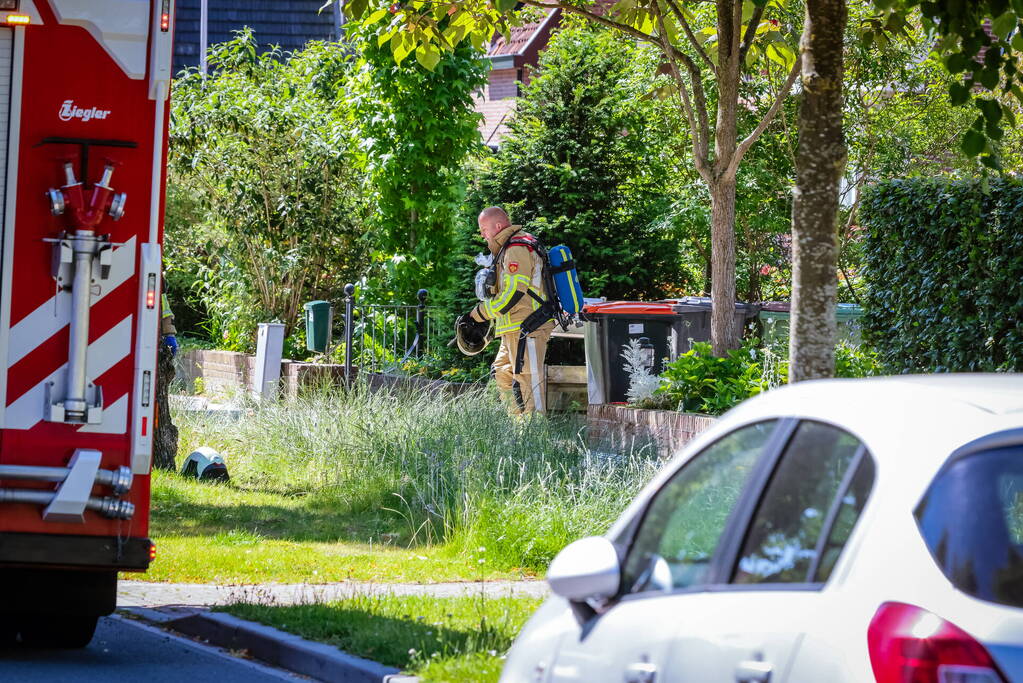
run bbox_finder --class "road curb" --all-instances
[127,608,417,683]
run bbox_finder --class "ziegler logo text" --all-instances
[59,100,111,123]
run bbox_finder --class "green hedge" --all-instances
[860,178,1023,372]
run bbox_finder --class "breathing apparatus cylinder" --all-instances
[547,245,584,315]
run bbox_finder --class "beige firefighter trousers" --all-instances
[493,325,553,415]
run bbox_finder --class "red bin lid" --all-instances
[582,300,678,316]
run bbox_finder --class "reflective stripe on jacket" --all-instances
[161,292,177,336]
[475,225,548,335]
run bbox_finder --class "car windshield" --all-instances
[916,445,1023,608]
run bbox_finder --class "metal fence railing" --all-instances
[338,285,452,375]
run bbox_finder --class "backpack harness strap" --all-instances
[494,231,562,375]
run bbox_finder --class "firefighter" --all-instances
[469,207,555,415]
[161,291,177,355]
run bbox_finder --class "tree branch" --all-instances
[677,50,713,166]
[663,0,715,73]
[727,56,800,177]
[738,6,764,64]
[528,0,715,175]
[522,0,663,47]
[651,1,712,177]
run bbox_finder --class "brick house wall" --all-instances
[477,10,559,147]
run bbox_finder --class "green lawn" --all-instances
[219,593,542,683]
[132,385,659,584]
[136,470,531,583]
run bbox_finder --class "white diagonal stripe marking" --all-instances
[4,316,133,430]
[7,235,136,368]
[78,392,128,434]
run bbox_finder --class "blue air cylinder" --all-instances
[548,245,584,314]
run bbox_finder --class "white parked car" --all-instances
[501,375,1023,683]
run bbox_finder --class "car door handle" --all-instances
[624,661,657,683]
[735,659,772,683]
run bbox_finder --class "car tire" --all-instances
[19,615,98,649]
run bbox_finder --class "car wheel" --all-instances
[19,615,98,648]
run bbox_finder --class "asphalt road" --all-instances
[0,615,304,682]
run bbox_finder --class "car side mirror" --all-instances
[547,536,621,602]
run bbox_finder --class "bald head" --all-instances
[478,206,510,241]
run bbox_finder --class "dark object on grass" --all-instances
[180,447,230,483]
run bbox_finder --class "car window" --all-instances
[814,454,875,582]
[916,445,1023,608]
[622,421,778,595]
[1000,470,1023,546]
[733,421,867,585]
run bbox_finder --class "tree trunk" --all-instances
[709,177,739,356]
[153,343,179,471]
[790,0,847,381]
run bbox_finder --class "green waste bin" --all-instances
[304,300,333,353]
[758,302,864,348]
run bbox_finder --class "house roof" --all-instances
[173,0,340,74]
[486,9,559,66]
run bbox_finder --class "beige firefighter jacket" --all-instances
[471,225,548,336]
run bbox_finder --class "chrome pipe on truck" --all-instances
[0,489,134,520]
[0,464,132,495]
[63,230,98,421]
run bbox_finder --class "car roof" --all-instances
[737,373,1023,418]
[726,373,1023,483]
[605,374,1023,543]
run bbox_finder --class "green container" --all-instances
[303,300,333,353]
[758,303,865,348]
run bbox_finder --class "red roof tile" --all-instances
[488,9,557,57]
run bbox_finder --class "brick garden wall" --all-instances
[586,404,715,458]
[179,350,714,457]
[178,349,475,399]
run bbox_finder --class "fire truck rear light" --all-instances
[160,0,170,31]
[149,543,157,561]
[146,273,157,309]
[868,602,1006,683]
[5,14,29,25]
[141,416,148,436]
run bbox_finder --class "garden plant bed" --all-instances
[178,349,478,399]
[364,371,478,397]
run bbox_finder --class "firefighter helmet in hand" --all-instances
[455,314,493,356]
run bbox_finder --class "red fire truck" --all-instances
[0,0,174,647]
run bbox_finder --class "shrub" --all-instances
[347,18,489,304]
[834,342,882,378]
[641,340,879,415]
[860,178,1023,372]
[647,341,782,415]
[169,31,369,350]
